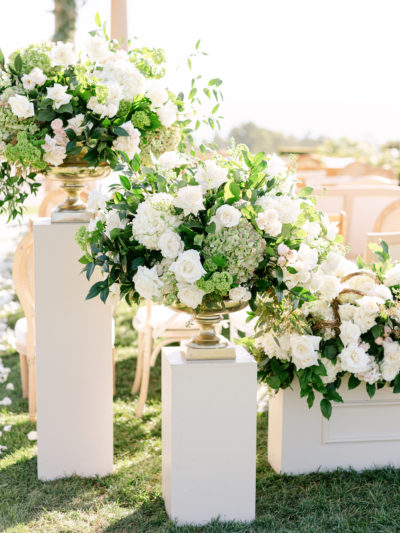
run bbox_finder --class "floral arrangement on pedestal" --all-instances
[76,147,340,318]
[0,19,221,219]
[253,241,400,419]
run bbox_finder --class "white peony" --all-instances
[357,295,382,316]
[321,358,342,384]
[256,208,282,236]
[195,159,229,190]
[177,283,205,309]
[170,249,206,283]
[158,230,183,259]
[265,154,287,176]
[46,83,72,109]
[384,263,400,287]
[318,275,342,301]
[67,114,85,135]
[173,185,204,216]
[105,210,126,238]
[50,41,76,67]
[86,35,111,64]
[211,205,242,231]
[229,286,251,302]
[157,151,186,169]
[21,67,47,91]
[157,100,177,127]
[8,95,34,118]
[112,121,141,159]
[133,265,162,300]
[339,343,370,373]
[290,334,321,370]
[339,320,361,347]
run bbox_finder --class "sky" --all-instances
[1,0,400,145]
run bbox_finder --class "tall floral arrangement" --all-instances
[253,241,400,418]
[76,147,339,315]
[0,19,221,219]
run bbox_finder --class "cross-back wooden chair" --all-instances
[373,199,400,233]
[364,232,400,263]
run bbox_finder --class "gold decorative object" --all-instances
[46,152,110,223]
[171,299,249,360]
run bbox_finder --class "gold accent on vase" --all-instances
[46,152,110,223]
[171,299,249,360]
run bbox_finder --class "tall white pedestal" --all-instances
[162,346,257,526]
[269,378,400,474]
[34,219,113,480]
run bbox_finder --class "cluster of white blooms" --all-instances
[255,194,302,237]
[157,151,187,169]
[112,121,141,159]
[256,331,322,370]
[381,340,400,381]
[67,114,85,135]
[229,285,251,302]
[194,159,229,190]
[131,194,181,250]
[46,83,72,110]
[384,263,400,288]
[87,81,123,118]
[265,154,298,194]
[146,82,178,128]
[21,67,47,91]
[173,185,204,216]
[96,58,145,102]
[42,118,69,166]
[50,41,76,67]
[8,94,34,119]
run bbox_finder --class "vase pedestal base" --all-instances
[51,209,92,224]
[181,339,236,360]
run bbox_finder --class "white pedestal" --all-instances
[269,378,400,474]
[162,346,257,526]
[34,219,113,480]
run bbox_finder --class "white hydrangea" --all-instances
[86,35,111,64]
[256,195,301,225]
[255,331,290,361]
[256,208,282,236]
[132,200,179,249]
[112,121,141,159]
[97,59,145,101]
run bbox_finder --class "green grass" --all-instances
[1,303,400,532]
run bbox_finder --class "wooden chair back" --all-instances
[328,211,347,243]
[12,223,35,357]
[365,232,400,263]
[373,199,400,232]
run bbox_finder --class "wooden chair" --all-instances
[131,300,199,417]
[373,199,400,233]
[365,232,400,263]
[328,211,347,244]
[12,223,36,421]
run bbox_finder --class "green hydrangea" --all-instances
[139,125,181,165]
[0,106,39,142]
[75,226,89,249]
[203,219,266,284]
[132,111,151,129]
[203,258,218,273]
[5,132,45,170]
[95,84,109,104]
[197,278,215,294]
[117,100,132,118]
[211,271,233,293]
[9,42,53,74]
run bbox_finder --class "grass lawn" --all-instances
[1,303,400,532]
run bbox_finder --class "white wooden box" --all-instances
[269,378,400,474]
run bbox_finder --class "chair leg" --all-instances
[131,331,144,395]
[28,357,36,422]
[136,328,152,417]
[19,352,29,399]
[112,346,116,396]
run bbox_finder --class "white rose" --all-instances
[321,358,342,384]
[8,95,34,118]
[211,205,241,231]
[381,362,399,382]
[105,210,126,238]
[229,286,251,302]
[133,265,162,300]
[277,243,289,256]
[356,355,381,384]
[352,308,377,333]
[88,189,108,212]
[51,41,76,67]
[177,283,205,309]
[339,343,370,373]
[318,275,342,301]
[383,340,400,365]
[21,67,47,91]
[384,263,400,287]
[158,230,183,259]
[304,220,321,241]
[157,151,186,169]
[43,146,66,166]
[290,334,321,370]
[372,284,393,301]
[173,185,204,216]
[339,320,361,347]
[256,208,282,236]
[195,160,229,190]
[67,114,85,135]
[320,251,343,275]
[357,295,381,316]
[326,221,339,241]
[157,101,177,127]
[170,249,206,283]
[46,83,72,109]
[86,35,111,64]
[338,303,356,322]
[266,154,287,176]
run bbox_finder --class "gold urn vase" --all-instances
[171,299,248,360]
[46,153,110,223]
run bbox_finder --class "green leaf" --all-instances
[95,12,101,26]
[366,383,376,398]
[348,374,361,390]
[86,281,104,300]
[266,376,281,389]
[208,78,223,87]
[381,240,389,254]
[206,221,216,234]
[195,39,201,50]
[0,49,4,66]
[57,103,73,114]
[113,126,129,137]
[120,175,131,190]
[37,109,55,122]
[307,390,315,408]
[212,254,226,267]
[86,262,95,280]
[299,186,313,196]
[14,53,22,73]
[320,398,332,419]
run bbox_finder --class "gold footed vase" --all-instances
[171,299,248,360]
[46,153,110,223]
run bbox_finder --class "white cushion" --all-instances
[230,308,257,338]
[133,305,196,338]
[15,317,27,351]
